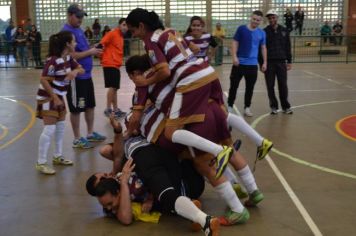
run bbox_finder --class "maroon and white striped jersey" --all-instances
[184,32,217,62]
[36,55,79,100]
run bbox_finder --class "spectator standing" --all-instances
[263,10,293,115]
[84,26,93,40]
[213,22,226,65]
[332,20,343,45]
[320,21,332,44]
[28,25,42,67]
[283,8,294,33]
[100,18,127,118]
[5,20,15,62]
[14,26,28,68]
[227,10,267,117]
[184,16,217,63]
[294,6,304,35]
[24,19,33,59]
[62,3,106,148]
[102,25,111,38]
[123,30,132,57]
[92,18,101,41]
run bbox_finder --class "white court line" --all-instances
[303,70,354,89]
[223,91,323,236]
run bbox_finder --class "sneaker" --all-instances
[211,146,233,179]
[227,106,234,113]
[257,138,273,160]
[72,137,93,149]
[87,132,106,142]
[244,107,253,117]
[202,216,220,236]
[283,108,293,114]
[233,139,242,151]
[218,208,250,226]
[114,109,127,119]
[36,163,56,175]
[53,156,73,166]
[244,189,264,207]
[191,200,202,232]
[270,108,278,115]
[104,108,112,117]
[233,183,248,199]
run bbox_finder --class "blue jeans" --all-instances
[17,46,28,67]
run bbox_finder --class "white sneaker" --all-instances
[244,107,253,117]
[227,106,234,113]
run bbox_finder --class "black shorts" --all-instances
[103,67,121,89]
[66,78,96,113]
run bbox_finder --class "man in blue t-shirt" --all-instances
[227,10,267,117]
[62,3,106,148]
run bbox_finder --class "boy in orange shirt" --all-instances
[100,18,127,118]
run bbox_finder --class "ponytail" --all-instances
[47,31,73,57]
[126,8,164,32]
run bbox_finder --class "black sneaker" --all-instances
[283,108,293,114]
[202,216,220,236]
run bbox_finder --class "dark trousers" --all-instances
[295,23,303,35]
[228,64,258,108]
[264,61,291,110]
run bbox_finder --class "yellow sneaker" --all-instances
[52,156,73,166]
[214,146,233,179]
[233,183,248,199]
[36,163,56,175]
[257,139,273,160]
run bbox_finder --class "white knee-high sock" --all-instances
[214,181,244,213]
[54,121,65,157]
[174,196,207,227]
[227,113,263,146]
[237,165,258,194]
[172,129,223,156]
[224,166,239,183]
[38,125,56,164]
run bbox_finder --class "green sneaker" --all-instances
[244,189,264,207]
[53,156,73,166]
[36,163,56,175]
[219,208,250,226]
[213,146,233,179]
[233,183,248,199]
[257,139,273,160]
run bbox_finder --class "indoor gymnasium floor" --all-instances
[0,62,355,236]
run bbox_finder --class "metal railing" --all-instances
[1,35,355,69]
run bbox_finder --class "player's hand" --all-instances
[120,158,135,184]
[53,96,63,108]
[90,47,103,56]
[233,57,239,66]
[131,74,148,87]
[261,63,267,72]
[65,71,78,81]
[141,199,153,213]
[109,114,122,132]
[287,64,292,71]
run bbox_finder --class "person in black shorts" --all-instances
[100,18,127,118]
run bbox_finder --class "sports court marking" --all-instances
[335,115,356,141]
[0,123,9,141]
[251,100,356,180]
[0,97,36,150]
[303,70,355,90]
[223,91,323,235]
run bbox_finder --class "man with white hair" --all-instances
[263,9,293,115]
